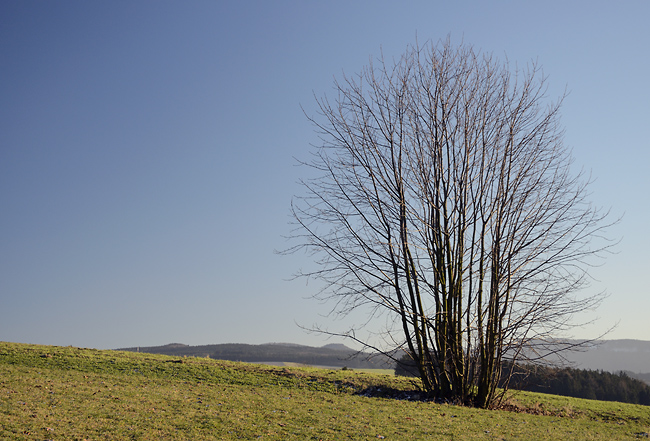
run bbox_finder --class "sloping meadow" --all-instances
[1,342,648,440]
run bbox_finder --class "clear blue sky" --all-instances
[1,1,648,349]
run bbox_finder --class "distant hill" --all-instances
[116,342,395,369]
[116,338,650,377]
[561,339,650,374]
[322,343,355,352]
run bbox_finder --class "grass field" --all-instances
[1,342,649,440]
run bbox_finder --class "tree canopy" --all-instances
[290,39,613,408]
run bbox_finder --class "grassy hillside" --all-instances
[1,342,649,440]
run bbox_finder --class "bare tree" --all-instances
[289,39,613,408]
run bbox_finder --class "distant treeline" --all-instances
[395,356,650,406]
[118,343,396,369]
[508,364,650,406]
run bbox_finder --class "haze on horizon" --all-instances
[1,1,648,350]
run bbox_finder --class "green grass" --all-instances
[1,342,649,440]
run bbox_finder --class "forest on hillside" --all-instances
[509,364,650,405]
[394,357,650,405]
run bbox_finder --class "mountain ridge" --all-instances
[116,341,391,369]
[116,339,650,374]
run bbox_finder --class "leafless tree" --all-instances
[289,39,613,408]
